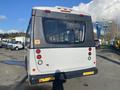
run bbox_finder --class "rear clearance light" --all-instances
[37,55,42,59]
[57,8,61,9]
[80,14,85,17]
[36,49,41,54]
[44,10,51,13]
[61,10,71,13]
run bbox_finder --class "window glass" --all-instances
[43,18,85,44]
[25,19,32,48]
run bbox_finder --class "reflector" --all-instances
[32,68,36,72]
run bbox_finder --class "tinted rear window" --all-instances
[42,18,85,44]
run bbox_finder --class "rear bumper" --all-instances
[29,67,98,85]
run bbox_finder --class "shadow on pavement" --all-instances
[0,82,52,90]
[99,47,120,55]
[97,54,120,65]
[0,60,25,67]
[17,84,52,90]
[13,70,66,90]
[52,71,66,90]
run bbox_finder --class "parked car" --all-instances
[6,41,13,49]
[7,41,24,50]
[0,41,2,48]
[1,41,8,48]
[95,39,100,48]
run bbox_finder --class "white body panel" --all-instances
[12,43,23,49]
[28,47,96,75]
[33,6,89,15]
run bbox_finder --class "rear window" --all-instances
[43,18,85,44]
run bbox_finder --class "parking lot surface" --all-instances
[0,48,120,90]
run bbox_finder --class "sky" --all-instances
[72,0,120,31]
[73,0,120,22]
[73,0,120,32]
[0,0,120,34]
[0,0,91,33]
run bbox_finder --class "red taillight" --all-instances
[37,55,42,59]
[44,10,51,13]
[36,49,41,54]
[88,47,92,51]
[88,52,92,55]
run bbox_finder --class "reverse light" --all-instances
[38,60,43,65]
[88,56,91,60]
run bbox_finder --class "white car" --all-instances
[9,41,24,50]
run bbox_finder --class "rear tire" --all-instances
[15,47,19,50]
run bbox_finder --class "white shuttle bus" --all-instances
[25,6,97,85]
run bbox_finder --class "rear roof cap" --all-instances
[32,6,90,16]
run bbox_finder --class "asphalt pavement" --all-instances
[0,48,120,90]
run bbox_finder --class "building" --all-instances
[15,36,25,43]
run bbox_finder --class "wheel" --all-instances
[15,47,19,50]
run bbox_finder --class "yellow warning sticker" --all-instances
[34,40,40,45]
